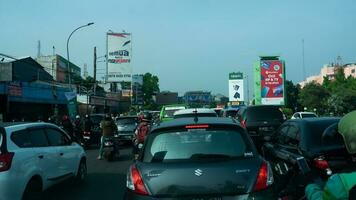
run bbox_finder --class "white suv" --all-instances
[0,122,87,200]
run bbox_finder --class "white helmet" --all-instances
[75,115,80,119]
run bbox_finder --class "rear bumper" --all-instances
[125,189,274,200]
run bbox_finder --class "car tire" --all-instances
[23,178,42,200]
[75,159,87,183]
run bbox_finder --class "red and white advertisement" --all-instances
[260,60,284,105]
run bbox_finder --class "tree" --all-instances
[298,81,330,114]
[142,73,160,110]
[285,80,301,112]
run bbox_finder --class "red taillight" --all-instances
[185,124,209,129]
[253,162,268,191]
[83,132,91,136]
[0,152,14,172]
[129,165,149,195]
[313,158,330,170]
[241,120,246,128]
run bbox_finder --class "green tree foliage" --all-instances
[285,80,301,112]
[298,81,330,114]
[142,73,160,110]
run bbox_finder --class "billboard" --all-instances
[228,72,244,102]
[107,33,132,82]
[132,74,144,105]
[254,59,285,105]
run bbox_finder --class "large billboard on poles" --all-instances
[229,72,244,102]
[106,33,132,82]
[254,58,285,105]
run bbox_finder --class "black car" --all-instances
[236,105,285,150]
[115,116,138,142]
[125,117,274,200]
[262,117,356,198]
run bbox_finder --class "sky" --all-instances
[1,0,356,96]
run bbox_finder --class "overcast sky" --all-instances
[1,0,356,95]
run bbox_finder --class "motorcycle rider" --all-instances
[83,114,93,133]
[133,113,151,160]
[306,110,356,200]
[61,115,74,139]
[73,115,82,142]
[97,114,117,160]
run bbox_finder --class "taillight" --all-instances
[313,158,332,175]
[0,152,14,172]
[127,165,149,195]
[84,132,91,136]
[185,124,209,129]
[253,161,273,191]
[241,120,246,128]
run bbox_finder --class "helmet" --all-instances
[142,113,152,122]
[105,114,111,120]
[85,114,89,118]
[76,115,80,119]
[338,110,356,154]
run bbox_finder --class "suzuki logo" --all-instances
[194,169,203,177]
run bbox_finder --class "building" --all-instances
[183,91,212,107]
[299,63,356,88]
[0,57,74,122]
[156,91,178,106]
[36,54,81,83]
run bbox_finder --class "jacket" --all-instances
[100,119,116,136]
[306,172,356,200]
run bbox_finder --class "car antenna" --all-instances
[193,107,198,123]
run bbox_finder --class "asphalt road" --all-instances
[43,145,133,200]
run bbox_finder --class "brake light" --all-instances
[127,165,149,195]
[313,158,330,170]
[185,124,209,129]
[0,152,14,172]
[253,161,273,191]
[83,132,91,136]
[241,120,246,128]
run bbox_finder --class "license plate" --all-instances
[83,136,90,139]
[104,147,114,151]
[259,127,273,131]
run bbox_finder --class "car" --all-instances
[159,104,187,122]
[124,117,274,200]
[221,107,241,118]
[236,105,285,150]
[291,112,318,119]
[262,117,356,198]
[115,116,138,142]
[173,108,218,119]
[0,122,87,200]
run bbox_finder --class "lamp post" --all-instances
[66,22,94,89]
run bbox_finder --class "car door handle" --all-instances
[59,153,64,156]
[38,155,44,159]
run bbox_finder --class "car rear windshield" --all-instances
[305,119,343,151]
[91,115,103,124]
[247,106,284,121]
[143,128,254,163]
[116,118,136,124]
[164,109,180,118]
[174,113,217,119]
[301,113,317,118]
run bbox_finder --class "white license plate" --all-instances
[84,136,90,139]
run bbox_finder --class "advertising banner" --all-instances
[107,33,132,82]
[260,60,285,105]
[132,74,144,105]
[228,72,244,102]
[229,79,244,102]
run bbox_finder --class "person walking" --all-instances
[306,110,356,200]
[97,114,117,160]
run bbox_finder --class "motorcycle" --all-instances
[102,137,120,161]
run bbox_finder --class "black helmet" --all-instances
[142,113,152,122]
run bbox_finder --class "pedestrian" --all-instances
[61,115,74,139]
[306,110,356,200]
[98,114,117,160]
[133,113,151,160]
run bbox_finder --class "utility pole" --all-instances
[93,47,97,95]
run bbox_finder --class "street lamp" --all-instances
[66,22,94,89]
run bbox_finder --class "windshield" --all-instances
[301,113,317,118]
[247,107,284,121]
[143,129,253,163]
[225,110,238,118]
[164,109,181,118]
[116,118,136,125]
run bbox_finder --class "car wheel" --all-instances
[75,159,87,182]
[23,178,42,200]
